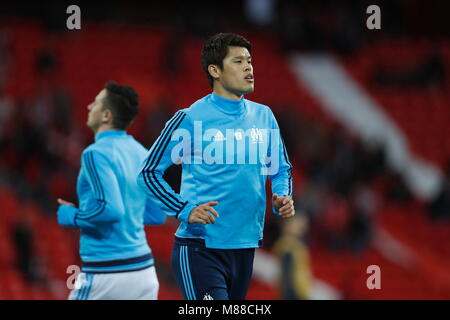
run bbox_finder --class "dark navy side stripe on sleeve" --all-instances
[82,152,101,199]
[142,115,183,211]
[175,202,188,219]
[147,111,186,207]
[280,135,293,196]
[142,111,183,172]
[77,151,107,220]
[77,200,106,220]
[142,112,181,169]
[142,112,184,211]
[142,179,179,212]
[143,111,186,212]
[87,152,105,201]
[148,113,186,205]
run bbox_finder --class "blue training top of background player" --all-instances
[58,130,166,273]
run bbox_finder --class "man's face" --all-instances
[86,89,107,131]
[217,46,254,96]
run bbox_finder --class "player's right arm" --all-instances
[57,149,125,228]
[267,110,295,218]
[137,110,218,225]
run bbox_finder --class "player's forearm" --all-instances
[270,167,293,197]
[77,200,124,224]
[58,200,124,228]
[137,169,195,223]
[269,112,293,198]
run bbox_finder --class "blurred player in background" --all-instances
[137,33,295,300]
[57,81,165,300]
[273,212,312,300]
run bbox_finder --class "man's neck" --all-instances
[94,124,116,136]
[213,86,243,101]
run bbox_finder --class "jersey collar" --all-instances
[95,130,126,142]
[210,92,246,116]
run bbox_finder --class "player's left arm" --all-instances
[57,149,126,228]
[267,110,295,218]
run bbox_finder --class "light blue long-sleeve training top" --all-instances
[137,93,293,249]
[57,130,166,273]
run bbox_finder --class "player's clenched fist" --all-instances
[188,201,220,225]
[272,194,295,219]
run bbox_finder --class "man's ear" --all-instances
[102,109,113,124]
[208,64,221,81]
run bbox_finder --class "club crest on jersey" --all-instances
[170,121,281,175]
[250,127,264,144]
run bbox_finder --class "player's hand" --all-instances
[188,201,219,225]
[272,194,295,219]
[57,198,76,207]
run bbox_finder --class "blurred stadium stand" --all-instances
[0,0,449,299]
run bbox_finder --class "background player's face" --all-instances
[283,213,308,238]
[86,89,107,132]
[218,46,254,96]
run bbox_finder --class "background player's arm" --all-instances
[57,149,125,228]
[137,111,198,224]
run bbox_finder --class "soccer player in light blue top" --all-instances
[137,33,295,300]
[57,81,165,300]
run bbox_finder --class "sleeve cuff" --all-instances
[57,205,78,227]
[176,202,197,224]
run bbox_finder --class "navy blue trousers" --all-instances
[171,237,255,300]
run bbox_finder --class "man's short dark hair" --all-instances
[201,33,252,88]
[103,81,139,130]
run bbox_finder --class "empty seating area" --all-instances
[340,39,450,168]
